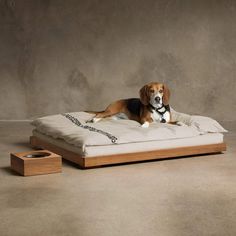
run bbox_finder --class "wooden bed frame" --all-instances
[30,136,226,169]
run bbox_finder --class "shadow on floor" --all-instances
[1,166,21,176]
[62,159,84,169]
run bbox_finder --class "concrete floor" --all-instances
[0,121,235,236]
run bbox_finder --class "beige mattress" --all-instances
[33,130,224,158]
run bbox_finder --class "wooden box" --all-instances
[10,150,62,176]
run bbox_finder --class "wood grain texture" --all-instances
[30,136,85,167]
[10,150,62,176]
[30,136,226,169]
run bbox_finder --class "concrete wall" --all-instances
[0,0,235,121]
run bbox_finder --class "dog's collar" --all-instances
[148,104,170,115]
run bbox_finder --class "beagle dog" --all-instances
[88,82,173,128]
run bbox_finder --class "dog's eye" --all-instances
[150,89,155,93]
[159,90,163,93]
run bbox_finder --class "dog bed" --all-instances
[30,110,227,168]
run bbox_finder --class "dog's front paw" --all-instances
[141,121,149,128]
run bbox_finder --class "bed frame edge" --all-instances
[29,136,226,169]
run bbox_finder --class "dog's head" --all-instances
[139,82,170,107]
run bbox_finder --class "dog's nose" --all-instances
[155,97,160,103]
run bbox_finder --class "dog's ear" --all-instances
[139,85,149,105]
[163,84,170,105]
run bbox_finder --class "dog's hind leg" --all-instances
[86,100,126,123]
[86,110,119,123]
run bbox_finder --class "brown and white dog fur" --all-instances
[87,82,174,128]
